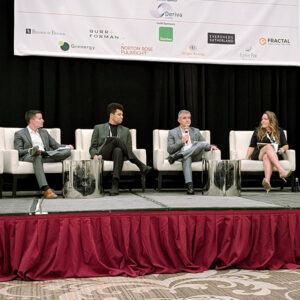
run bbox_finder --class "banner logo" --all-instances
[159,27,173,42]
[208,33,235,45]
[59,41,70,51]
[150,3,182,19]
[259,37,290,46]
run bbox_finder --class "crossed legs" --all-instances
[258,144,289,189]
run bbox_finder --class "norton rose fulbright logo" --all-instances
[59,41,95,51]
[259,37,290,46]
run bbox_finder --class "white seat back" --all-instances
[3,127,61,150]
[229,130,287,160]
[75,128,137,160]
[153,129,211,158]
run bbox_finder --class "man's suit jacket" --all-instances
[89,123,133,159]
[14,128,63,160]
[167,126,211,161]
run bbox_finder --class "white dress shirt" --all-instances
[181,128,192,152]
[27,126,45,151]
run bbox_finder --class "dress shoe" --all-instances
[186,182,194,195]
[279,170,292,182]
[140,165,152,175]
[29,146,39,156]
[109,178,119,196]
[262,178,271,193]
[168,153,183,165]
[44,188,58,199]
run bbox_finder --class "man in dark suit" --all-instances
[168,110,218,195]
[90,103,151,196]
[14,110,74,198]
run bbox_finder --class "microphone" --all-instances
[184,126,188,144]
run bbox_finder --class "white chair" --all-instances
[153,129,221,191]
[75,129,147,191]
[1,127,78,197]
[229,130,296,190]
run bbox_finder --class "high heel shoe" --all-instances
[262,178,271,193]
[279,170,292,182]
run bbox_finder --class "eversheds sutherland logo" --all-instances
[59,41,70,51]
[208,33,235,45]
[150,3,182,18]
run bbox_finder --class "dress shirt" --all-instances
[181,127,192,152]
[27,126,45,151]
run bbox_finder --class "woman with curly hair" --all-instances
[245,111,291,193]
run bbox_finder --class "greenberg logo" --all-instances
[59,41,69,51]
[208,33,235,45]
[159,27,173,42]
[150,3,182,19]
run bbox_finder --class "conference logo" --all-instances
[208,33,235,45]
[59,41,70,51]
[240,46,258,60]
[150,3,183,19]
[120,44,153,56]
[181,44,206,57]
[89,29,119,40]
[159,27,173,42]
[259,37,290,46]
[25,28,65,36]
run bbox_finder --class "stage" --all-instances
[1,189,300,215]
[1,189,300,281]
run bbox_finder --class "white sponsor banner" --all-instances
[14,0,300,66]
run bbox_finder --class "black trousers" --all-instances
[100,137,144,179]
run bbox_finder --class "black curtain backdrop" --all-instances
[1,1,299,184]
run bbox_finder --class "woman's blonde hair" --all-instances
[257,111,280,143]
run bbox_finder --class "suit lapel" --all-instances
[25,128,33,146]
[177,126,182,140]
[38,129,47,148]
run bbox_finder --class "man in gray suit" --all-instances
[14,110,73,198]
[90,103,151,196]
[167,110,218,194]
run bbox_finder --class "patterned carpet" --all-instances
[1,269,300,300]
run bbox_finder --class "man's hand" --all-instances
[93,155,99,160]
[182,135,189,144]
[211,145,218,151]
[68,145,74,150]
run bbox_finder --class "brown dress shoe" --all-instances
[44,188,58,199]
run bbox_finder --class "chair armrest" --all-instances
[230,150,238,160]
[284,149,296,171]
[153,149,164,169]
[133,149,146,164]
[3,149,20,173]
[204,149,221,160]
[0,150,3,173]
[70,150,81,161]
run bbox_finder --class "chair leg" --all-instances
[12,175,17,198]
[0,175,3,198]
[158,173,162,192]
[291,172,295,192]
[141,174,146,192]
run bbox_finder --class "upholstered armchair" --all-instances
[75,129,147,191]
[153,129,221,191]
[2,127,78,197]
[229,130,296,190]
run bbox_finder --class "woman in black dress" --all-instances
[245,111,291,193]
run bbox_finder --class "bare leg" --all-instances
[259,145,288,177]
[262,154,273,183]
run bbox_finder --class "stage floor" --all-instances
[1,189,300,215]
